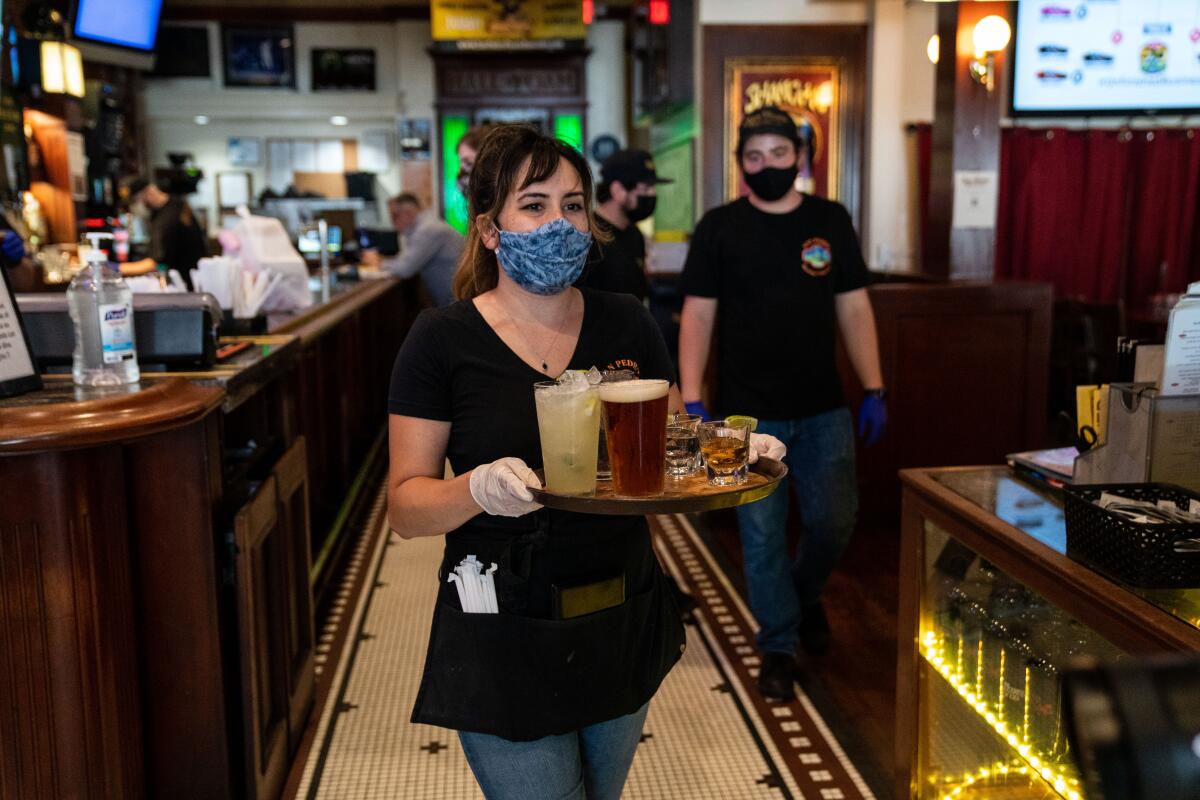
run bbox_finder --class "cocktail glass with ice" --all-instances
[534,372,601,495]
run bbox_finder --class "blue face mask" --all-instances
[495,217,592,296]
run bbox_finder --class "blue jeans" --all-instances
[458,703,649,800]
[734,408,858,655]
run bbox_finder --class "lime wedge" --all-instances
[725,415,758,432]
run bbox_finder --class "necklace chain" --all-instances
[499,291,575,374]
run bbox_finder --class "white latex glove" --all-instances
[469,457,544,517]
[748,433,787,465]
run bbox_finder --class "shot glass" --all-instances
[698,418,752,486]
[665,412,702,477]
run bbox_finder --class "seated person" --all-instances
[360,193,464,307]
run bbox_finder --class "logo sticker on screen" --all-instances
[800,237,833,277]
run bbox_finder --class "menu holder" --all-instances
[530,457,787,516]
[0,263,42,398]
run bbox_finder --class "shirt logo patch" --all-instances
[801,238,833,277]
[605,358,641,376]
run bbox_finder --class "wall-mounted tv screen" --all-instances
[1012,0,1200,115]
[73,0,164,52]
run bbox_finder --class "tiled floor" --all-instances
[297,514,876,799]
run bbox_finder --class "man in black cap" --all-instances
[575,148,672,302]
[122,176,209,288]
[678,105,887,701]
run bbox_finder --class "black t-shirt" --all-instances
[387,287,676,617]
[575,217,648,301]
[680,195,871,420]
[150,197,209,289]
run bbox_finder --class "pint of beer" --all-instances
[599,378,669,496]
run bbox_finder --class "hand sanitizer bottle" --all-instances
[67,233,140,386]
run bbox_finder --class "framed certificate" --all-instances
[0,264,42,398]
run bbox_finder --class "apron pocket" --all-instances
[413,574,681,741]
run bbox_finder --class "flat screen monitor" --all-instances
[1011,0,1200,116]
[73,0,164,52]
[298,226,342,258]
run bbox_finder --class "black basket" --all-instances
[1063,483,1200,589]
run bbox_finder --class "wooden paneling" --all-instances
[927,2,1014,279]
[277,279,419,581]
[235,476,290,800]
[0,279,417,799]
[274,438,316,753]
[840,281,1053,521]
[0,449,144,799]
[125,417,232,798]
[700,25,868,227]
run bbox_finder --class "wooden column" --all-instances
[926,1,1014,280]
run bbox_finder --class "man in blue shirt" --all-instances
[362,193,465,307]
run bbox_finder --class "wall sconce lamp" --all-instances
[969,15,1011,93]
[927,34,940,65]
[39,40,85,98]
[17,4,85,99]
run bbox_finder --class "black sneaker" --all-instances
[798,602,831,656]
[757,652,797,700]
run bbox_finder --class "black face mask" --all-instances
[627,194,656,223]
[456,170,470,195]
[744,165,799,202]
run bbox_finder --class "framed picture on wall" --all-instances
[724,59,842,202]
[228,137,262,166]
[311,49,376,92]
[222,24,295,88]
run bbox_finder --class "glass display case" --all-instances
[897,468,1200,800]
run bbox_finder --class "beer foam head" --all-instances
[598,378,669,403]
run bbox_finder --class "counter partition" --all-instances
[897,467,1200,800]
[0,276,420,799]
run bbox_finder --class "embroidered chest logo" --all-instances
[605,358,641,376]
[800,237,833,277]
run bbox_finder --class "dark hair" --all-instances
[388,192,421,208]
[595,177,627,204]
[457,123,497,156]
[452,125,607,300]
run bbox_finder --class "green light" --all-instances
[554,114,583,151]
[441,115,470,234]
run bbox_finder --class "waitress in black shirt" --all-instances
[388,126,739,800]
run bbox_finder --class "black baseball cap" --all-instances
[599,149,673,189]
[737,105,802,155]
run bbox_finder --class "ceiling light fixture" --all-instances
[330,115,349,126]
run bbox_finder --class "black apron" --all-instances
[411,508,685,741]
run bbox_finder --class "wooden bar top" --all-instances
[268,276,399,344]
[0,377,222,453]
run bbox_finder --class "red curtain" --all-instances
[995,127,1200,307]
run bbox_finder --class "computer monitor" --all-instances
[297,225,341,259]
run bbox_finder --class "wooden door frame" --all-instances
[700,25,868,228]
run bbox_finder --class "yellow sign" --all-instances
[432,1,585,42]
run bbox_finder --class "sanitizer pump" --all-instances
[67,233,140,386]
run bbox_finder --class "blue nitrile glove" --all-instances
[857,393,888,446]
[0,230,25,265]
[684,400,709,420]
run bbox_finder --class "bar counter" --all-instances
[0,277,420,799]
[896,467,1200,800]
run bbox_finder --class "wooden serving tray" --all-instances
[530,458,787,515]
